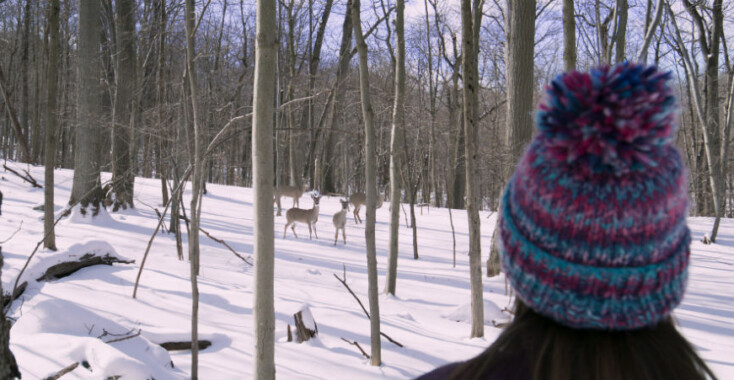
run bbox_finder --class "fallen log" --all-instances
[42,362,79,380]
[159,340,212,351]
[2,281,26,308]
[3,164,41,188]
[37,254,135,282]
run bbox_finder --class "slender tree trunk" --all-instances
[44,0,61,251]
[252,0,277,377]
[353,0,381,365]
[614,0,628,63]
[70,0,104,212]
[638,0,663,63]
[461,0,484,339]
[20,0,31,162]
[183,0,202,377]
[112,0,137,211]
[385,0,405,296]
[563,0,576,71]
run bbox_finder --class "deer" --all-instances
[274,183,307,208]
[283,191,321,240]
[349,192,384,224]
[332,199,349,245]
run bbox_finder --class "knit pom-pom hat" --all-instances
[499,62,690,330]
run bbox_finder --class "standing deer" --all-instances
[274,183,307,208]
[349,192,384,224]
[284,191,321,240]
[332,199,349,245]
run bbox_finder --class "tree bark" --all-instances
[0,250,21,379]
[385,0,405,296]
[44,0,61,251]
[112,0,137,211]
[614,0,628,63]
[461,0,485,339]
[252,0,277,377]
[20,0,31,162]
[563,0,576,71]
[183,0,202,377]
[353,0,382,365]
[70,0,104,213]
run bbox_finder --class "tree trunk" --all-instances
[44,0,61,251]
[183,0,202,377]
[562,0,576,71]
[252,0,277,377]
[614,0,628,63]
[488,0,535,277]
[70,0,104,213]
[385,0,405,296]
[112,0,137,211]
[353,0,382,365]
[0,250,21,379]
[20,0,31,162]
[461,0,485,339]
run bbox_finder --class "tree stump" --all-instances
[293,306,318,343]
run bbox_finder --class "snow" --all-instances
[1,163,733,379]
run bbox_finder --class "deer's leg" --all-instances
[291,224,298,239]
[334,229,338,246]
[283,222,289,238]
[342,228,346,244]
[313,223,318,240]
[308,223,313,240]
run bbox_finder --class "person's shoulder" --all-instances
[414,361,463,380]
[413,347,532,380]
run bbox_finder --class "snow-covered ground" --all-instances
[1,163,732,379]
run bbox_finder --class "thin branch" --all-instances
[340,338,370,358]
[638,0,664,62]
[0,221,22,244]
[333,268,404,347]
[42,362,79,380]
[104,329,142,344]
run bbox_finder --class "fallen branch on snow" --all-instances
[42,362,79,380]
[159,340,212,351]
[333,265,404,348]
[37,253,135,282]
[3,164,42,188]
[340,337,370,359]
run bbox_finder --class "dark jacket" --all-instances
[415,349,531,380]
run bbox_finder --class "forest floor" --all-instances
[1,162,733,379]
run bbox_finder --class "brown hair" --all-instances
[448,300,717,380]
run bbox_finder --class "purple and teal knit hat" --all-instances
[499,63,690,330]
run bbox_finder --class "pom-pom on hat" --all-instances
[499,62,690,330]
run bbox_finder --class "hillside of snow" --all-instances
[1,163,732,379]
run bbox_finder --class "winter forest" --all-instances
[0,0,732,378]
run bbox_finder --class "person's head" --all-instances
[454,63,715,379]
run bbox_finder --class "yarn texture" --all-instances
[499,63,690,330]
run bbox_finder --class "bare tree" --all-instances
[69,0,104,213]
[44,0,61,251]
[111,0,137,211]
[563,0,576,71]
[184,0,203,377]
[667,0,726,242]
[462,0,485,338]
[385,0,406,296]
[353,0,382,365]
[252,0,278,377]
